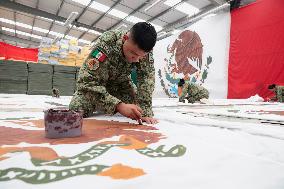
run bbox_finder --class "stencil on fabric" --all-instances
[0,119,187,184]
[245,110,284,116]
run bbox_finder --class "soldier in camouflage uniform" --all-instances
[179,81,209,103]
[69,22,158,124]
[268,84,284,102]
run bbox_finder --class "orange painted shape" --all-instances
[0,147,60,161]
[119,135,148,150]
[98,164,145,179]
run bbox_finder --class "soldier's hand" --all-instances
[141,117,159,124]
[116,102,143,121]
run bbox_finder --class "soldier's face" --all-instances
[123,36,147,63]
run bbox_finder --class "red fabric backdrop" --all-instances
[0,42,38,62]
[228,0,284,99]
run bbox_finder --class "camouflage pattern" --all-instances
[179,82,209,103]
[275,86,284,102]
[69,30,155,117]
[44,109,83,138]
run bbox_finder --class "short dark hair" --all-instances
[130,22,157,52]
[268,84,276,89]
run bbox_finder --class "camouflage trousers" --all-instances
[69,81,136,118]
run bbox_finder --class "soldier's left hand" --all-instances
[141,117,159,124]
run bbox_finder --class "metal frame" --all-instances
[157,2,230,40]
[0,33,40,46]
[160,4,216,33]
[78,0,122,40]
[207,0,225,5]
[64,0,96,39]
[11,0,17,46]
[13,10,17,44]
[107,1,149,31]
[147,0,188,22]
[46,0,65,37]
[0,0,105,33]
[29,0,39,47]
[90,1,150,42]
[0,0,226,47]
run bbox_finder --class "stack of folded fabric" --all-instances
[27,63,53,95]
[38,37,53,65]
[0,60,28,94]
[53,65,77,96]
[38,37,90,67]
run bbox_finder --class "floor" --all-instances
[0,94,284,189]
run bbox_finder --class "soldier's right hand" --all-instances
[116,102,143,121]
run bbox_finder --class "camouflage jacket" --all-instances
[76,30,155,117]
[275,86,284,102]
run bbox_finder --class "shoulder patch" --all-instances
[87,58,100,70]
[91,49,107,62]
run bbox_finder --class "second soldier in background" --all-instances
[178,79,209,103]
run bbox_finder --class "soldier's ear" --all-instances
[123,34,129,41]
